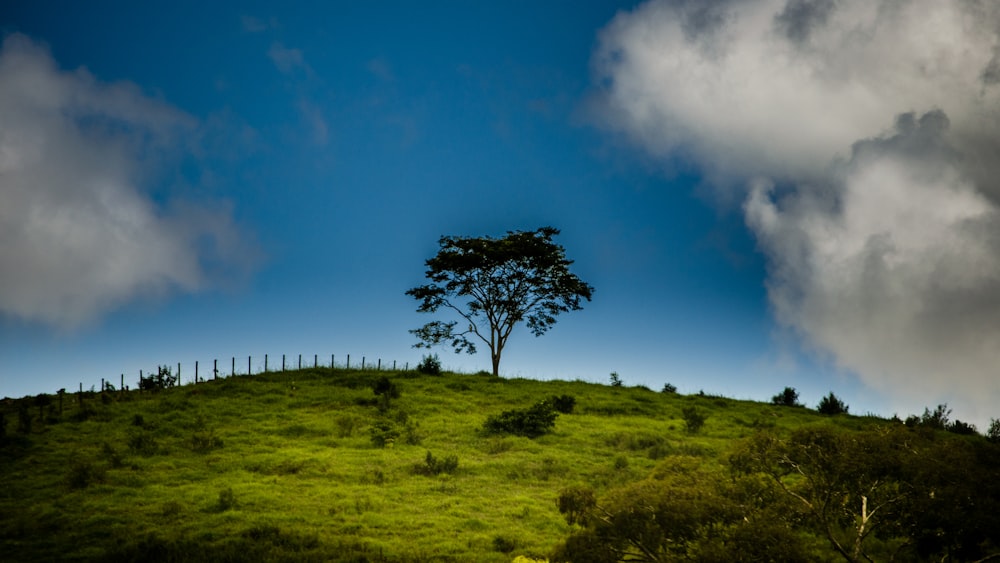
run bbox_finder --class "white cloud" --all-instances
[593,0,1000,424]
[268,42,309,75]
[0,34,256,329]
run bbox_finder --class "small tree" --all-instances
[817,392,848,415]
[771,386,800,407]
[987,418,1000,443]
[406,227,593,376]
[681,406,707,434]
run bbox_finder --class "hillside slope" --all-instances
[1,368,997,562]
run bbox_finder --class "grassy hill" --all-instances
[1,367,997,562]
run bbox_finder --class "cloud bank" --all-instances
[592,0,1000,422]
[0,34,255,329]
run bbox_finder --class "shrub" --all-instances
[817,392,849,415]
[662,382,677,394]
[483,401,558,438]
[948,419,977,435]
[67,460,104,489]
[190,430,223,453]
[370,419,400,448]
[140,366,177,391]
[492,535,517,554]
[771,387,800,407]
[550,394,576,414]
[988,418,1000,443]
[609,372,623,387]
[416,354,442,375]
[128,430,159,456]
[557,485,596,526]
[214,487,237,512]
[681,406,708,434]
[414,451,459,476]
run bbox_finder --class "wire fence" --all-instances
[88,353,410,395]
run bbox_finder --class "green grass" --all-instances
[0,368,887,562]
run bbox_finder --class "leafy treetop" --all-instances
[406,226,593,376]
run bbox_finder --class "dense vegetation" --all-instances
[1,368,998,562]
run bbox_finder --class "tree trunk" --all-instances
[491,352,500,377]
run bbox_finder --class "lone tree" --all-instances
[406,226,593,376]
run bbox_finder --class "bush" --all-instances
[681,406,708,434]
[550,394,576,414]
[140,366,177,391]
[414,451,458,476]
[948,419,977,435]
[370,419,400,448]
[988,418,1000,443]
[662,382,677,394]
[817,392,849,415]
[416,354,442,375]
[67,460,104,489]
[771,387,800,407]
[609,372,623,387]
[483,401,558,438]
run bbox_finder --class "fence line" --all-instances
[82,353,411,395]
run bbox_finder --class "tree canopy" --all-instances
[406,227,593,376]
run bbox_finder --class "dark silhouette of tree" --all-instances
[406,227,593,376]
[771,386,800,407]
[817,391,849,415]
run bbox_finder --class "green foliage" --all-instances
[608,372,622,387]
[661,382,677,394]
[557,485,596,526]
[416,354,442,375]
[771,386,800,407]
[407,226,594,376]
[492,535,518,554]
[139,365,177,391]
[906,403,952,430]
[369,418,400,448]
[414,451,458,476]
[483,401,558,438]
[681,406,707,434]
[549,394,576,414]
[817,391,849,415]
[67,460,104,490]
[214,487,237,512]
[4,366,999,562]
[988,418,1000,443]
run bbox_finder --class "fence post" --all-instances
[139,370,143,391]
[214,359,218,380]
[178,363,181,385]
[101,378,105,392]
[231,357,235,377]
[314,354,317,368]
[377,358,381,371]
[347,354,350,370]
[282,354,286,372]
[78,382,83,406]
[331,354,335,369]
[362,357,366,371]
[120,373,124,392]
[195,361,199,383]
[298,354,302,370]
[265,354,268,373]
[248,356,251,376]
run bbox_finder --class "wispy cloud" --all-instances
[0,34,257,330]
[592,0,1000,423]
[241,15,278,33]
[268,42,310,75]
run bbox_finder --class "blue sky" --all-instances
[3,0,999,427]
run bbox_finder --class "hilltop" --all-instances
[1,368,998,562]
